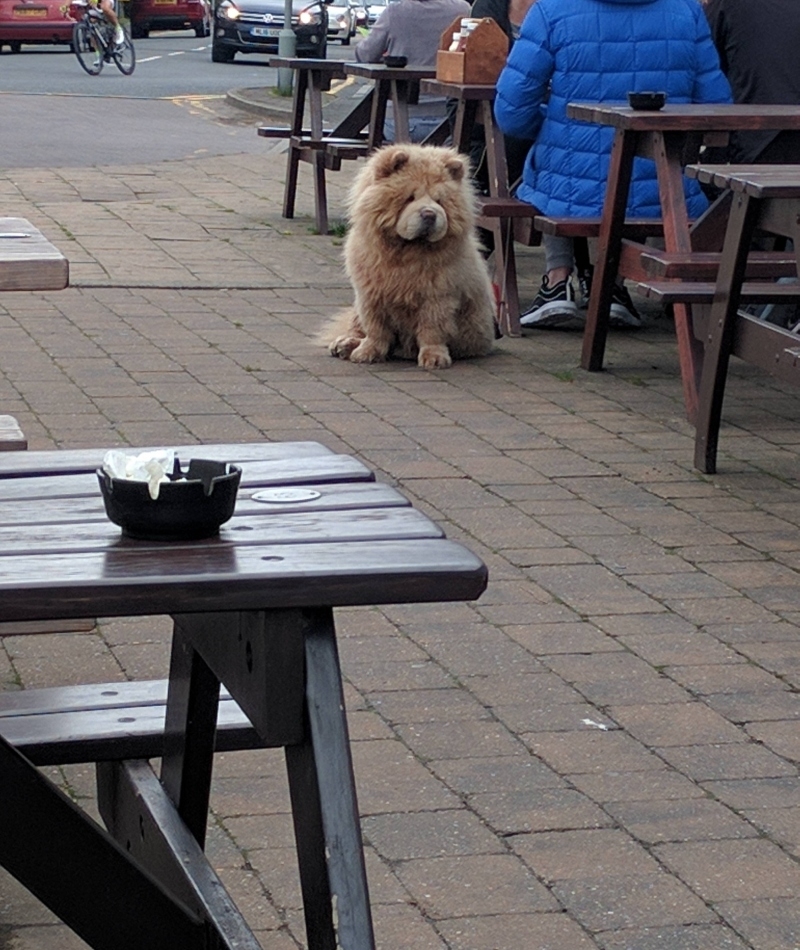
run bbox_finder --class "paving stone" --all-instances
[393,853,558,919]
[596,923,750,949]
[435,911,597,949]
[654,838,800,901]
[549,872,716,932]
[656,741,797,781]
[362,808,505,860]
[604,797,758,843]
[607,702,748,746]
[713,897,800,950]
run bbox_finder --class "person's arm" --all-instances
[494,3,550,140]
[703,0,729,73]
[355,7,392,61]
[690,3,733,103]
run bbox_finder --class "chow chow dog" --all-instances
[320,144,496,369]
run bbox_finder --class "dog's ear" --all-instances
[373,147,411,179]
[444,156,466,182]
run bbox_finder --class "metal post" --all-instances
[277,0,296,95]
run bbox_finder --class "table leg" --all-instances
[285,607,375,950]
[367,79,389,150]
[0,734,208,950]
[331,89,374,139]
[582,128,638,371]
[452,99,477,155]
[694,192,761,473]
[655,131,706,422]
[283,69,309,220]
[160,622,221,847]
[391,79,411,143]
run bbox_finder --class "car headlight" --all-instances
[298,5,321,24]
[218,0,240,19]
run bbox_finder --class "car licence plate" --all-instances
[251,26,280,36]
[12,7,48,16]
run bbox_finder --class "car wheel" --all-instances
[340,33,349,45]
[211,38,235,62]
[10,41,22,53]
[131,24,148,37]
[194,14,211,36]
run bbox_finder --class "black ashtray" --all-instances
[627,91,667,111]
[97,458,242,541]
[383,55,407,68]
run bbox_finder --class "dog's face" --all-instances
[349,145,473,247]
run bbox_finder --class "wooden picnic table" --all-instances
[681,164,800,473]
[0,440,487,950]
[0,217,68,292]
[343,62,443,150]
[263,57,373,235]
[567,103,800,422]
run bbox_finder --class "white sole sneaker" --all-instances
[520,299,582,329]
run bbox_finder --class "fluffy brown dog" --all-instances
[320,144,496,369]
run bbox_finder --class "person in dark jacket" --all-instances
[468,0,536,190]
[494,0,732,329]
[704,0,800,164]
[703,0,800,329]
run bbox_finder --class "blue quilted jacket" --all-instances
[494,0,732,218]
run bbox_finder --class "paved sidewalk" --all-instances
[1,92,800,950]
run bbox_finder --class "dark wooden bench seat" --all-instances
[289,135,368,150]
[640,249,797,281]
[533,214,665,240]
[259,126,334,138]
[0,680,264,766]
[635,279,800,305]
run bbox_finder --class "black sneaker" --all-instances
[610,282,642,328]
[520,276,581,328]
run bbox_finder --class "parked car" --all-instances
[325,0,349,43]
[127,0,211,37]
[212,0,327,61]
[326,0,361,44]
[0,0,74,52]
[363,0,389,26]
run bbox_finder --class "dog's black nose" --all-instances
[420,209,437,223]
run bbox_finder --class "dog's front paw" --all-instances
[350,340,389,363]
[418,345,452,369]
[329,335,363,360]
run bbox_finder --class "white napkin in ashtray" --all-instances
[102,449,176,500]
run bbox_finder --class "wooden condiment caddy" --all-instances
[435,16,509,85]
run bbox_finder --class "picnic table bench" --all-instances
[0,440,487,950]
[658,164,800,474]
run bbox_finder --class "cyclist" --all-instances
[98,0,125,48]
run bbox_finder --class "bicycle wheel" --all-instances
[112,29,135,75]
[73,20,103,75]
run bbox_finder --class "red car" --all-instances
[0,0,75,51]
[127,0,211,37]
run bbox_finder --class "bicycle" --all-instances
[72,1,136,76]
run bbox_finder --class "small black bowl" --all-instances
[97,458,242,541]
[383,55,407,68]
[627,91,667,111]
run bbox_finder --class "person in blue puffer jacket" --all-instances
[494,0,732,329]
